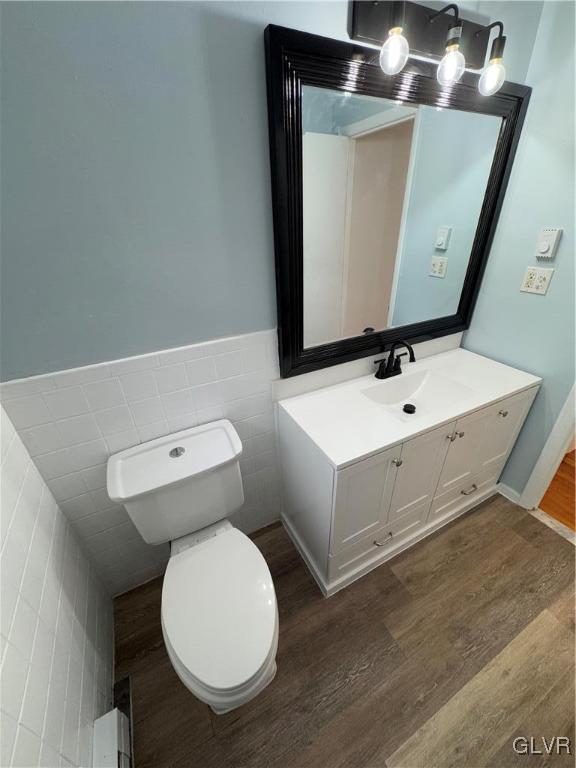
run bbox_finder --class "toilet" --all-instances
[107,420,279,713]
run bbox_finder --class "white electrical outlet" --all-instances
[521,266,554,294]
[430,256,448,278]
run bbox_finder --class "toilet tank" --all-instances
[107,420,244,545]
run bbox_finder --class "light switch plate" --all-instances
[435,227,452,251]
[535,228,562,260]
[521,266,554,294]
[430,256,448,278]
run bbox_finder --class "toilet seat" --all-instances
[161,527,278,711]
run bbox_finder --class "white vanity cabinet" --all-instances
[330,424,450,552]
[277,350,541,596]
[430,389,537,521]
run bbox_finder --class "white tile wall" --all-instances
[1,407,113,768]
[1,330,282,596]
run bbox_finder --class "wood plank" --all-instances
[386,611,575,768]
[389,496,523,597]
[114,575,165,681]
[540,450,576,531]
[486,674,575,767]
[288,640,484,768]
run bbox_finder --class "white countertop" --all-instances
[278,349,541,469]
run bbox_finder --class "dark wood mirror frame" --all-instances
[264,24,531,378]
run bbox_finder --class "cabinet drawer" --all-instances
[328,502,429,582]
[429,466,500,522]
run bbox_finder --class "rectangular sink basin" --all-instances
[362,370,475,421]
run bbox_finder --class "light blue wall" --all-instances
[392,107,501,326]
[1,1,351,380]
[463,0,575,494]
[0,0,542,380]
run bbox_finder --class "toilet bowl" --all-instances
[161,522,278,712]
[107,420,278,713]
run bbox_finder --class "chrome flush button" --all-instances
[169,446,185,458]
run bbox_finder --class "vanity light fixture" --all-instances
[379,1,409,75]
[432,4,466,86]
[477,21,507,95]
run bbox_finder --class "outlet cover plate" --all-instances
[521,266,554,294]
[430,256,448,278]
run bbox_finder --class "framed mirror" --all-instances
[265,25,531,377]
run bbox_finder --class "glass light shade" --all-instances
[437,48,466,86]
[379,27,409,75]
[478,60,506,95]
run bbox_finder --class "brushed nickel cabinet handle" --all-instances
[446,433,457,441]
[392,458,403,467]
[374,532,393,547]
[461,483,478,496]
[456,431,465,438]
[498,409,509,417]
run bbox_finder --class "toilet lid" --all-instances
[161,529,277,692]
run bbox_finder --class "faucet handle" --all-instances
[393,352,407,371]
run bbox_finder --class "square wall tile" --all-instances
[90,488,118,513]
[119,371,158,402]
[215,351,244,380]
[130,397,164,427]
[105,429,139,454]
[138,420,170,443]
[60,493,98,520]
[71,440,109,471]
[191,383,222,411]
[34,449,75,481]
[3,395,52,429]
[19,424,64,457]
[44,387,89,420]
[48,473,88,502]
[56,414,101,447]
[185,358,216,386]
[154,364,188,394]
[83,380,125,411]
[81,465,107,492]
[94,406,134,436]
[161,389,195,419]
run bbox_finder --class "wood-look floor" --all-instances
[114,495,575,768]
[541,450,576,532]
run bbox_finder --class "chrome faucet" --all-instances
[374,341,416,379]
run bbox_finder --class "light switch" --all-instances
[430,256,448,278]
[435,227,452,251]
[535,228,562,260]
[520,266,554,295]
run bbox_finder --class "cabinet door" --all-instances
[389,424,454,522]
[435,409,490,495]
[331,447,396,554]
[478,389,537,475]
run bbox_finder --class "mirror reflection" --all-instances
[301,85,502,348]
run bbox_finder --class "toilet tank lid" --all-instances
[107,420,242,502]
